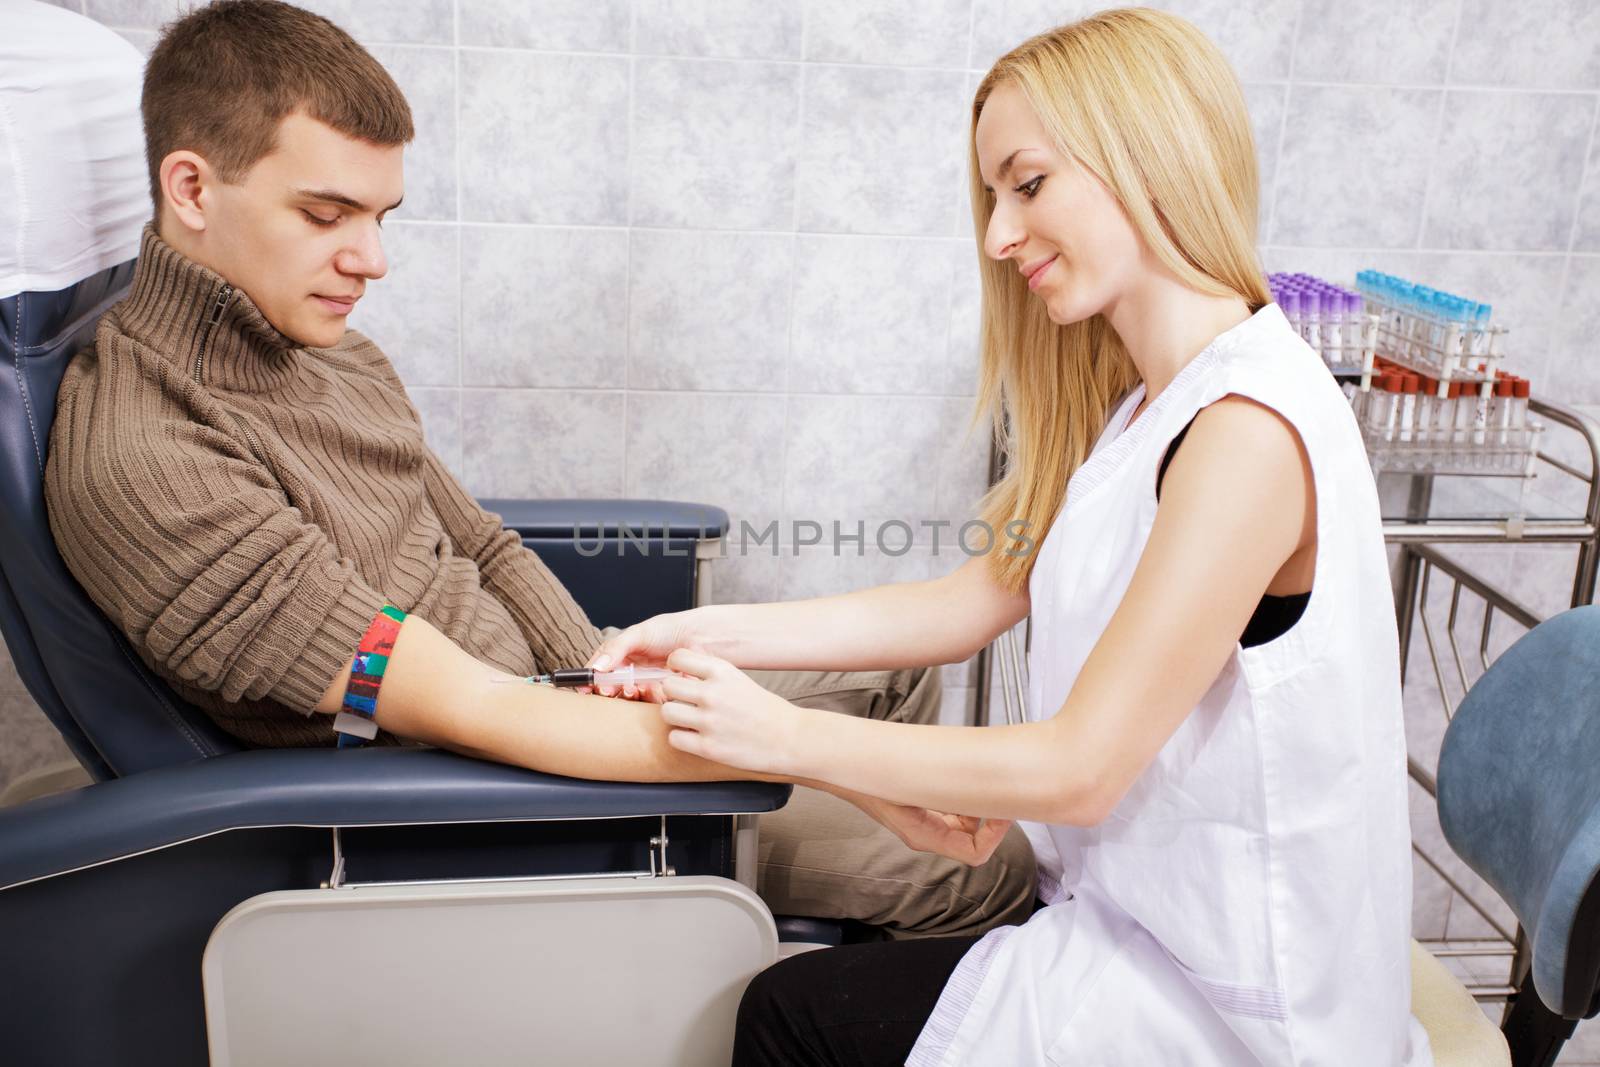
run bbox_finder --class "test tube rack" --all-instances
[1353,368,1542,480]
[1273,271,1546,484]
[1353,273,1508,386]
[1270,272,1379,379]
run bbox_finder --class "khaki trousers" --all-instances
[743,665,1036,940]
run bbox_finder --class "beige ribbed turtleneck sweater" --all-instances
[44,226,601,747]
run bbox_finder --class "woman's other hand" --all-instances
[842,791,1013,866]
[656,648,804,775]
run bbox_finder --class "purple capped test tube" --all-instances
[1344,291,1366,368]
[1280,288,1302,336]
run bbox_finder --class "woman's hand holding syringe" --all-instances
[491,663,674,699]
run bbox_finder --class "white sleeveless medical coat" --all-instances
[909,305,1431,1066]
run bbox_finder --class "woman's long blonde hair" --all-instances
[973,8,1271,592]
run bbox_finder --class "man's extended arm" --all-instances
[310,612,757,782]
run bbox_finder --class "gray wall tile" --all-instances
[634,0,802,60]
[461,389,625,497]
[460,51,630,225]
[1408,781,1455,940]
[1506,543,1588,618]
[790,236,958,394]
[84,0,189,28]
[1401,649,1450,769]
[628,229,793,391]
[460,226,629,388]
[409,387,463,475]
[114,27,158,54]
[297,0,453,45]
[460,0,632,52]
[940,685,976,727]
[1294,0,1458,85]
[705,548,784,604]
[1422,92,1593,251]
[968,0,1100,71]
[804,0,972,69]
[625,392,785,528]
[1444,883,1517,941]
[1243,82,1287,237]
[1151,0,1297,82]
[1577,123,1600,252]
[369,45,457,222]
[1260,245,1424,284]
[1411,855,1453,941]
[1550,256,1600,405]
[780,544,935,600]
[798,65,967,236]
[933,399,993,531]
[1452,0,1600,90]
[631,58,801,230]
[946,69,985,240]
[347,222,460,388]
[1271,85,1440,247]
[784,395,947,531]
[947,240,984,394]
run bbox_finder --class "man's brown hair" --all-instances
[142,0,414,212]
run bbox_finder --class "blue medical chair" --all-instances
[0,263,791,1065]
[1438,605,1600,1067]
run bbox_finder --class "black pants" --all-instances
[733,935,981,1066]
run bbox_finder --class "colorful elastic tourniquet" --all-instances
[333,604,407,748]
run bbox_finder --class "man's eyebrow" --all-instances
[295,188,405,213]
[981,149,1026,193]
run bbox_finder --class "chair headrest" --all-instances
[0,264,239,779]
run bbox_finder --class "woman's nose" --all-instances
[984,207,1023,262]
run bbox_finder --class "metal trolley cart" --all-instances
[1387,396,1600,1009]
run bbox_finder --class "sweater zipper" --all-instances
[193,283,234,384]
[227,411,268,466]
[189,283,266,462]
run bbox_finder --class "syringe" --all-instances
[491,665,673,688]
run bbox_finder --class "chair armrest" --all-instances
[483,498,729,541]
[486,499,731,627]
[0,747,789,890]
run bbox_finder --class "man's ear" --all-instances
[159,150,213,235]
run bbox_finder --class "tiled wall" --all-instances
[17,0,1600,1053]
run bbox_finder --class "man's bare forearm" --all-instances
[316,614,778,783]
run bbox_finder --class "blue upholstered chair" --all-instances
[0,263,791,1065]
[1439,605,1600,1067]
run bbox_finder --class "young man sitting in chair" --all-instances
[43,0,1033,940]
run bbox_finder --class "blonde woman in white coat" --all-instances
[593,9,1428,1065]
